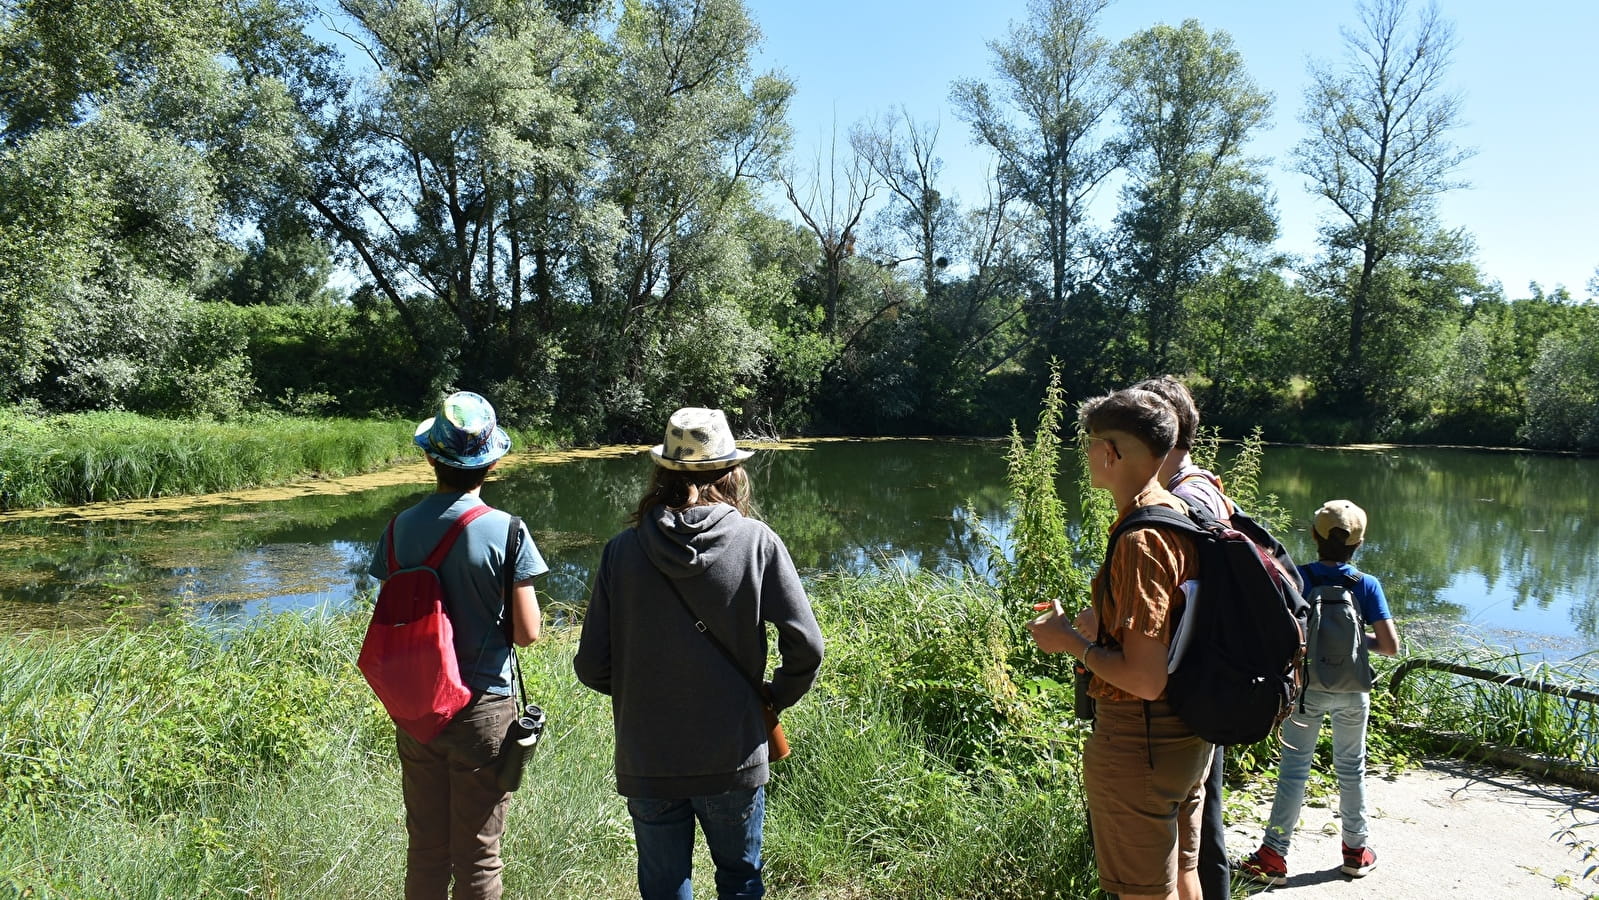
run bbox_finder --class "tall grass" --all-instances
[0,410,422,508]
[0,568,1102,899]
[4,588,1593,896]
[1385,648,1599,769]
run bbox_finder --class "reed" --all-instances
[1384,647,1599,769]
[0,409,421,508]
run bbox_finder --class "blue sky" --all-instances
[746,0,1598,299]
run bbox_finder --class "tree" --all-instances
[950,0,1125,358]
[1521,318,1599,450]
[1294,0,1475,418]
[285,0,603,417]
[1185,253,1302,423]
[779,123,878,335]
[571,0,791,436]
[852,108,957,299]
[1112,20,1275,374]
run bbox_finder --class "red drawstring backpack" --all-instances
[358,504,490,743]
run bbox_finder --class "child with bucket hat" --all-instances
[574,407,824,900]
[368,391,548,900]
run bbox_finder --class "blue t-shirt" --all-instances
[369,492,548,694]
[1298,560,1391,625]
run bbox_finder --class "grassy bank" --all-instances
[0,572,1098,899]
[0,409,566,510]
[4,571,1595,897]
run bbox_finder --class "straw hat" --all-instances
[649,408,754,471]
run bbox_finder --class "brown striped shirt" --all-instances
[1088,487,1200,703]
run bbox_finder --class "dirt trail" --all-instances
[1226,759,1599,899]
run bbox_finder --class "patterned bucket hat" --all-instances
[414,391,512,469]
[649,407,755,471]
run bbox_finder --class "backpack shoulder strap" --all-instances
[418,502,493,570]
[1101,505,1206,619]
[384,517,401,573]
[1109,504,1205,548]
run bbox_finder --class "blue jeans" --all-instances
[1263,689,1371,855]
[628,786,765,900]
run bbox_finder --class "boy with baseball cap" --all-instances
[1241,499,1402,886]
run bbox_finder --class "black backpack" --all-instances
[1104,504,1309,746]
[1303,568,1374,695]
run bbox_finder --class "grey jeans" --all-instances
[396,692,517,900]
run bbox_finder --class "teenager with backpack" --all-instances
[367,391,547,900]
[574,407,824,900]
[1240,499,1401,886]
[1026,388,1212,900]
[1133,375,1300,900]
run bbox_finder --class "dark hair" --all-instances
[1314,530,1359,563]
[629,464,752,526]
[434,461,492,492]
[1132,375,1199,450]
[1078,388,1178,458]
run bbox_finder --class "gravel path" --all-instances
[1225,759,1599,899]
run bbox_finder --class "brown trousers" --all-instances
[1083,698,1212,897]
[396,692,517,900]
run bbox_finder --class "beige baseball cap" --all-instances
[1313,499,1367,545]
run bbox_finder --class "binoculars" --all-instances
[497,703,547,793]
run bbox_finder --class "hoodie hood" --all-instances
[640,503,742,578]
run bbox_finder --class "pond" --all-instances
[1,439,1594,658]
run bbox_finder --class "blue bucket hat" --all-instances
[414,391,511,469]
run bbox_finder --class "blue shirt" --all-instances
[1298,560,1391,625]
[370,493,547,694]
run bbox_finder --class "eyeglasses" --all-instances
[1082,434,1122,460]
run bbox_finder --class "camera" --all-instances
[1072,661,1095,721]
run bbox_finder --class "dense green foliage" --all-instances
[0,0,1594,447]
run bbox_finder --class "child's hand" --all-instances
[1073,605,1098,637]
[1026,599,1074,654]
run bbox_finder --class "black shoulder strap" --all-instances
[1109,504,1206,550]
[1099,504,1207,648]
[501,515,523,642]
[503,515,528,710]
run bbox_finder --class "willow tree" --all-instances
[1112,20,1275,375]
[1295,0,1476,418]
[283,0,605,420]
[0,0,288,413]
[573,0,792,435]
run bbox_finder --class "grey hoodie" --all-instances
[573,503,824,798]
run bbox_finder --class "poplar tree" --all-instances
[1112,20,1275,375]
[1294,0,1475,417]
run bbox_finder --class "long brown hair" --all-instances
[628,464,752,526]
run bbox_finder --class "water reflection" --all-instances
[1,441,1594,656]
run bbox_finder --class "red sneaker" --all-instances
[1239,845,1288,886]
[1341,842,1378,877]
